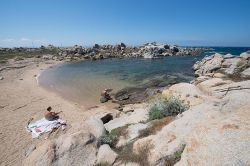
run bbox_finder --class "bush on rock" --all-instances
[148,97,188,120]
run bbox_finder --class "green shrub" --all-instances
[162,144,186,165]
[148,97,188,121]
[0,60,7,64]
[237,60,247,67]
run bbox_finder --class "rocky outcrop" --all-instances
[193,51,250,78]
[132,80,250,165]
[84,116,106,139]
[23,131,97,166]
[139,42,206,59]
[0,43,206,62]
[162,83,206,106]
[240,51,250,60]
[193,53,224,76]
[242,67,250,77]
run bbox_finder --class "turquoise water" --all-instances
[39,47,250,106]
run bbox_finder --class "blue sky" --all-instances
[1,0,250,47]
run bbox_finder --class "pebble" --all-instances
[0,76,4,80]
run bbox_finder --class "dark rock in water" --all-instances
[114,87,148,105]
[145,88,162,97]
[115,91,130,101]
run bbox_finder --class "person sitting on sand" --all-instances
[44,106,62,121]
[100,89,112,103]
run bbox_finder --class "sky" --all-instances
[0,0,250,47]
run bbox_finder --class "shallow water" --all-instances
[39,47,250,107]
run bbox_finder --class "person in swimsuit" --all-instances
[44,106,62,121]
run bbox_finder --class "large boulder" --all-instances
[104,108,149,132]
[84,116,106,139]
[23,131,97,166]
[197,78,232,93]
[240,51,250,60]
[222,58,241,75]
[96,144,118,165]
[241,67,250,77]
[162,83,205,106]
[194,53,224,76]
[116,123,148,147]
[133,98,250,165]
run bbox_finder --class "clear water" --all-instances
[39,47,250,107]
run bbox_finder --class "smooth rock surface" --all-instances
[104,108,149,132]
[162,83,205,106]
[194,54,224,76]
[241,67,250,77]
[96,144,118,165]
[84,116,106,139]
[116,123,148,147]
[23,131,97,166]
[240,51,250,60]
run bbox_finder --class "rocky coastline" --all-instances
[0,42,207,62]
[18,50,250,165]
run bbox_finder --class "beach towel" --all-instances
[26,118,66,138]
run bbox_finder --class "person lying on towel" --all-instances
[44,106,62,121]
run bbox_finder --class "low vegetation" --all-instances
[95,162,112,166]
[237,60,247,67]
[162,144,186,166]
[139,116,174,137]
[116,142,153,166]
[0,48,59,61]
[98,125,129,147]
[148,97,188,121]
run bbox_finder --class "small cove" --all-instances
[38,47,250,107]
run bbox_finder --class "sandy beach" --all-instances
[0,58,115,166]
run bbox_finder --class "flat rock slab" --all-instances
[104,108,149,132]
[241,67,250,77]
[116,123,148,147]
